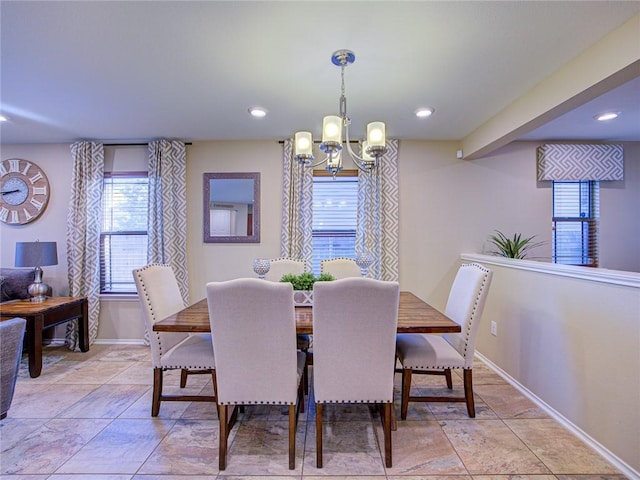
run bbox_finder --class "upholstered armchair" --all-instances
[206,278,306,470]
[396,263,493,418]
[1,317,26,419]
[133,264,217,416]
[312,277,400,468]
[320,257,361,279]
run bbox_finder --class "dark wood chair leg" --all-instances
[152,368,163,417]
[383,402,392,467]
[463,369,475,418]
[219,404,228,470]
[445,368,453,389]
[316,402,323,468]
[401,369,412,420]
[180,369,188,388]
[288,404,296,469]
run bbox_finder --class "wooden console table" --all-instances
[0,297,89,378]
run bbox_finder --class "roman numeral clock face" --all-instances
[0,158,50,225]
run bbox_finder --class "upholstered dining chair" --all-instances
[313,277,400,468]
[395,262,493,419]
[261,256,311,388]
[133,264,217,416]
[206,278,306,470]
[264,257,307,282]
[320,257,362,279]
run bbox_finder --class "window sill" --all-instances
[99,293,139,302]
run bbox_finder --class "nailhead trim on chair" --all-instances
[135,263,173,357]
[457,263,490,358]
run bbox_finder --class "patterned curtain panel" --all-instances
[537,144,623,181]
[281,139,313,268]
[66,141,104,351]
[148,140,189,304]
[357,139,399,281]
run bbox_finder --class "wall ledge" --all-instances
[461,253,640,288]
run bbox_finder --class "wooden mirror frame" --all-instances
[203,172,260,243]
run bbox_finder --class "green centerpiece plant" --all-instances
[280,271,334,305]
[487,230,545,259]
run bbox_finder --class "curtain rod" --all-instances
[104,142,193,147]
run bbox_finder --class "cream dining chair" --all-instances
[320,257,362,279]
[133,264,217,416]
[395,263,493,418]
[312,277,400,468]
[264,257,307,282]
[206,278,306,470]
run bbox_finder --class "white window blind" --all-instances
[100,173,148,293]
[552,180,599,266]
[312,174,358,275]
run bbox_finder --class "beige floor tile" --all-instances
[475,384,550,419]
[0,418,111,475]
[383,420,467,475]
[49,475,134,479]
[58,384,149,418]
[505,419,621,474]
[0,475,50,479]
[440,419,551,474]
[0,417,48,449]
[10,383,99,418]
[132,476,217,480]
[106,363,154,385]
[56,418,175,474]
[453,363,508,385]
[137,419,220,475]
[303,421,386,475]
[59,360,137,384]
[217,419,305,475]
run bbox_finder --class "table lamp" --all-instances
[14,241,58,302]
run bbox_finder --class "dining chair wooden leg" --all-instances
[400,369,412,420]
[180,369,188,388]
[152,368,163,417]
[288,404,296,469]
[219,404,228,470]
[315,402,323,468]
[383,402,392,468]
[445,368,453,389]
[463,369,475,418]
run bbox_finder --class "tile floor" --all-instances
[0,344,627,479]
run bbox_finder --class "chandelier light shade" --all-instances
[293,49,387,176]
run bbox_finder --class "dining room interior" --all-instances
[1,1,639,478]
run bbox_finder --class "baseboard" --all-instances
[476,352,639,480]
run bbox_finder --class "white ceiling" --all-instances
[1,1,639,146]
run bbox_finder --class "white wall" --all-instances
[466,254,640,474]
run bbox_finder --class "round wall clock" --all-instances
[0,158,50,225]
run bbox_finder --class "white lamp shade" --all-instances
[322,115,342,144]
[361,140,374,161]
[294,131,313,156]
[367,122,386,148]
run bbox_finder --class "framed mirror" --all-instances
[203,172,260,243]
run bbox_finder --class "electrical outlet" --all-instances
[490,321,497,336]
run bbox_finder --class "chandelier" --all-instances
[293,49,387,176]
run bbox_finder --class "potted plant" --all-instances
[280,272,334,305]
[487,230,545,259]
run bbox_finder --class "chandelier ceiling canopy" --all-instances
[293,49,387,177]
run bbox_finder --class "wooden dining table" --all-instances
[153,291,461,335]
[153,290,460,430]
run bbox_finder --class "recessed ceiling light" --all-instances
[415,107,434,118]
[0,115,8,122]
[248,107,267,118]
[594,111,620,121]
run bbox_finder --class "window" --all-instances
[100,173,148,293]
[552,180,599,266]
[312,171,358,275]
